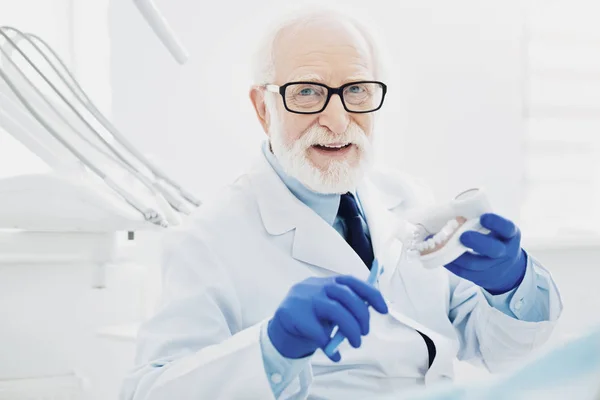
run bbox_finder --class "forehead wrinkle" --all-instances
[283,52,371,83]
[288,71,327,83]
[291,46,370,65]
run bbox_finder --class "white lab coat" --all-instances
[121,153,562,400]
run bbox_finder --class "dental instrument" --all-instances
[0,69,168,228]
[26,31,201,207]
[0,29,171,228]
[26,29,199,207]
[0,21,204,232]
[1,27,199,212]
[324,258,382,358]
[405,188,493,269]
[133,0,189,64]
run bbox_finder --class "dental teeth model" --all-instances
[406,188,493,269]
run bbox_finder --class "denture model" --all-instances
[405,188,493,269]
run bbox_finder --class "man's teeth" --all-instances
[319,143,350,149]
[414,219,461,252]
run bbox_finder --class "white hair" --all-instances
[251,5,388,85]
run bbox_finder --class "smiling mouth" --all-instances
[313,143,352,152]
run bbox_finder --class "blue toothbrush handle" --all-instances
[323,259,380,358]
[324,330,345,356]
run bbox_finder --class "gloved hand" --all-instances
[444,213,527,295]
[268,275,388,362]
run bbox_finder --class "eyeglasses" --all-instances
[264,81,387,114]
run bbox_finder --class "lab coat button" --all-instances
[270,373,283,384]
[514,299,524,311]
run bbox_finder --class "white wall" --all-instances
[384,1,526,219]
[108,0,526,220]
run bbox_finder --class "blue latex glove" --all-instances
[268,275,389,362]
[444,213,527,295]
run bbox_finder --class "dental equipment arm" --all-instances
[133,0,189,65]
[0,27,201,230]
[1,27,200,211]
[0,29,173,227]
[28,32,201,207]
[0,64,167,227]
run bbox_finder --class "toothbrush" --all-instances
[323,259,381,358]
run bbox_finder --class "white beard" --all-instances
[268,103,374,195]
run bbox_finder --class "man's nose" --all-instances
[318,94,349,135]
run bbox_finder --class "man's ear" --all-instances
[249,86,270,134]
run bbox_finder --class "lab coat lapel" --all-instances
[292,211,369,280]
[248,155,369,280]
[356,178,404,287]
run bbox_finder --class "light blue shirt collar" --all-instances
[262,141,342,226]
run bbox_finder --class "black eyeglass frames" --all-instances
[264,80,387,114]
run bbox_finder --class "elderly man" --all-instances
[121,9,562,400]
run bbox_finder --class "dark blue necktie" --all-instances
[338,193,375,269]
[338,193,437,368]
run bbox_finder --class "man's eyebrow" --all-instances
[289,73,326,83]
[287,74,375,85]
[343,76,374,83]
